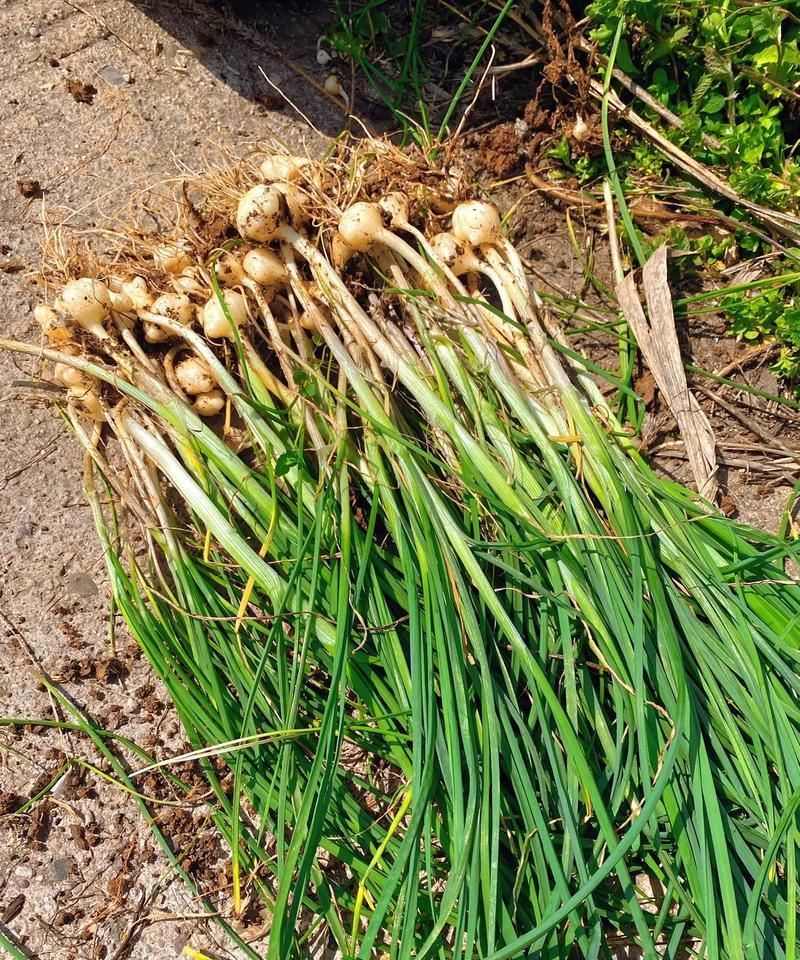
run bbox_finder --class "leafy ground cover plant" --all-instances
[586,0,800,375]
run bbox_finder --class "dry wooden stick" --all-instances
[693,381,793,454]
[527,170,721,225]
[571,34,725,153]
[715,342,779,379]
[649,444,798,483]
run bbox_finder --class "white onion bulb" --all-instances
[429,232,477,276]
[451,201,502,247]
[34,303,72,342]
[34,303,58,329]
[338,202,384,252]
[173,271,206,297]
[143,293,195,343]
[214,252,245,286]
[154,242,193,275]
[243,248,287,286]
[275,183,309,228]
[53,362,87,388]
[150,293,195,326]
[194,388,225,417]
[236,185,283,242]
[202,290,248,339]
[331,231,356,271]
[379,192,410,227]
[143,321,172,344]
[57,278,110,339]
[68,385,103,419]
[324,75,344,99]
[260,154,308,182]
[121,277,153,312]
[109,290,135,317]
[175,356,215,395]
[298,310,319,332]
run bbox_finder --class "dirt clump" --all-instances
[0,791,23,816]
[16,178,42,198]
[64,78,97,104]
[479,123,523,177]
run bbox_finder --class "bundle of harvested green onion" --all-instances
[5,138,800,960]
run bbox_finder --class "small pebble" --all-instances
[50,857,72,882]
[64,571,99,596]
[28,25,41,37]
[514,117,530,141]
[106,916,124,944]
[16,178,42,198]
[15,522,36,548]
[97,65,127,86]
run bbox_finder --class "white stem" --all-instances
[122,415,306,622]
[385,222,537,392]
[482,246,572,393]
[372,251,432,367]
[70,408,151,528]
[376,227,463,311]
[241,339,294,407]
[281,236,390,397]
[113,316,158,372]
[114,410,180,575]
[473,263,517,321]
[248,280,329,453]
[245,280,296,388]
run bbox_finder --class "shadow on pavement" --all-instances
[129,0,350,137]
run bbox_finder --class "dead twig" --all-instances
[651,443,799,484]
[572,34,724,153]
[453,46,498,142]
[693,381,794,454]
[715,342,779,379]
[486,52,541,77]
[528,169,722,225]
